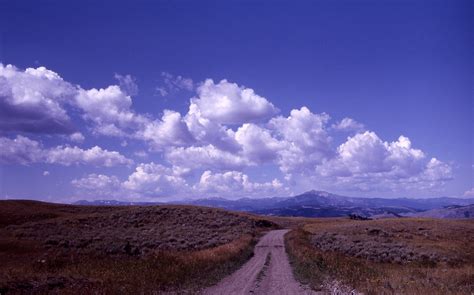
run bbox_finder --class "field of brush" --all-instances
[285,218,474,294]
[1,200,472,294]
[0,200,276,293]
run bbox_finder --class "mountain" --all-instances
[72,190,474,218]
[273,190,473,210]
[211,190,473,217]
[74,200,164,206]
[403,204,474,219]
[249,190,416,217]
[184,196,290,211]
[273,190,353,207]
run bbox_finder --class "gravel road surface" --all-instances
[203,229,316,295]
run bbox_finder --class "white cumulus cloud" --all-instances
[0,63,77,133]
[184,102,240,152]
[464,188,474,197]
[269,107,333,174]
[122,162,188,196]
[314,131,452,192]
[165,144,250,171]
[138,110,195,150]
[72,173,121,197]
[69,132,85,143]
[0,63,458,199]
[75,85,147,137]
[194,170,287,199]
[332,117,365,132]
[46,145,133,167]
[0,135,132,167]
[235,123,282,163]
[191,79,278,124]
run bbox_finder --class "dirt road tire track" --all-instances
[203,229,316,295]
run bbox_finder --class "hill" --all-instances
[1,199,472,294]
[0,200,276,293]
[404,204,474,219]
[286,217,474,294]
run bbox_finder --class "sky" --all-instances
[0,0,472,202]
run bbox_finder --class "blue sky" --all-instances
[0,0,472,202]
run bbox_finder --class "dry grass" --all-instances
[286,218,474,295]
[1,234,256,294]
[0,200,276,294]
[3,205,257,255]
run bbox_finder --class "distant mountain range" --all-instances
[73,190,474,218]
[403,204,474,219]
[73,200,165,206]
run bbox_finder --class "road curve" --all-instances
[203,229,316,295]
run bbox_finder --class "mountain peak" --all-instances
[303,190,332,197]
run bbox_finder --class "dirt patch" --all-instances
[204,230,314,295]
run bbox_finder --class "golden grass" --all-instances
[285,218,474,295]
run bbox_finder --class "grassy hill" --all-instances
[286,218,474,294]
[1,200,473,294]
[0,200,276,293]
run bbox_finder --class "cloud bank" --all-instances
[0,63,455,200]
[0,135,132,167]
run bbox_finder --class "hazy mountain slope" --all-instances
[404,204,474,219]
[74,200,164,206]
[185,196,290,211]
[273,190,473,210]
[72,190,474,218]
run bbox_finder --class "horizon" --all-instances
[1,1,472,203]
[3,189,474,205]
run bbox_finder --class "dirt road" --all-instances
[203,229,316,295]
